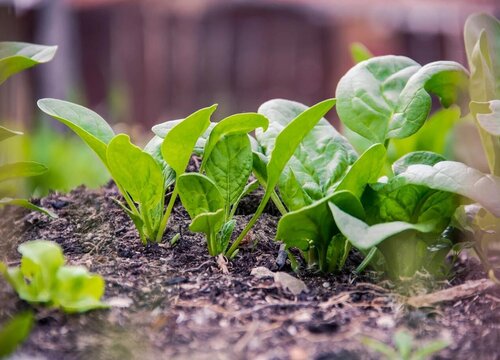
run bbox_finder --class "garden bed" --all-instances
[1,184,498,360]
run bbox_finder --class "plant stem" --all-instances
[155,186,179,243]
[271,190,287,215]
[355,247,378,274]
[226,190,272,257]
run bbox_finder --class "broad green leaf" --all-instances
[393,161,500,217]
[471,100,500,136]
[336,56,468,143]
[335,143,386,198]
[389,107,461,162]
[143,135,176,188]
[38,99,115,165]
[1,240,64,303]
[0,42,57,84]
[161,105,217,175]
[276,190,364,271]
[330,203,438,250]
[0,198,58,218]
[0,125,22,142]
[107,134,164,208]
[0,312,34,357]
[177,173,224,219]
[189,209,226,254]
[54,266,108,313]
[205,134,253,206]
[153,120,215,156]
[350,42,373,64]
[392,151,446,176]
[202,113,268,169]
[0,161,47,182]
[257,99,356,207]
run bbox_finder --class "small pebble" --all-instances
[322,282,330,288]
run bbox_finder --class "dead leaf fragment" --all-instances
[250,266,275,279]
[106,296,133,308]
[274,272,308,295]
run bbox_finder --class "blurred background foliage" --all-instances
[0,0,498,195]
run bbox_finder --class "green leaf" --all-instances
[161,105,217,175]
[336,56,468,143]
[144,135,176,188]
[201,113,268,170]
[392,161,500,217]
[0,42,57,84]
[330,203,438,250]
[107,134,164,208]
[205,134,253,206]
[392,151,446,176]
[216,219,236,254]
[276,190,364,272]
[152,120,215,156]
[471,100,500,136]
[1,240,64,303]
[177,173,224,219]
[335,143,386,198]
[54,266,108,313]
[0,125,22,142]
[0,312,34,357]
[37,99,115,165]
[0,198,58,218]
[350,42,373,64]
[226,99,337,256]
[189,209,226,255]
[394,331,413,359]
[257,99,356,208]
[0,161,47,182]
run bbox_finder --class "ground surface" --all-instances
[1,184,499,360]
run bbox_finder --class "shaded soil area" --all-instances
[1,185,499,360]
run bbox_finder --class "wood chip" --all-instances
[406,278,497,307]
[274,272,308,296]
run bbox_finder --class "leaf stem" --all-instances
[155,185,179,243]
[271,190,288,215]
[355,247,377,274]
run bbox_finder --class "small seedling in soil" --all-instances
[0,312,33,358]
[0,240,107,313]
[361,330,449,360]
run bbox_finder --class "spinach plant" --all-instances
[331,54,483,279]
[255,99,386,272]
[38,99,216,244]
[0,240,107,313]
[225,99,337,258]
[0,42,57,217]
[177,113,268,256]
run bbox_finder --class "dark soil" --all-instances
[1,184,499,360]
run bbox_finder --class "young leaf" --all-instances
[0,125,22,142]
[0,312,34,358]
[226,99,337,256]
[335,143,386,198]
[0,198,58,218]
[143,135,176,188]
[177,173,225,218]
[161,105,217,174]
[37,99,115,165]
[257,99,357,206]
[189,209,226,255]
[350,42,373,64]
[205,134,253,206]
[201,113,268,169]
[107,134,164,208]
[336,56,468,143]
[152,120,215,156]
[393,161,500,217]
[0,161,47,182]
[0,42,57,84]
[54,266,108,313]
[329,203,438,250]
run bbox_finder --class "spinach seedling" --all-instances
[255,99,386,272]
[225,99,337,258]
[0,42,57,217]
[177,113,268,255]
[0,240,107,313]
[38,99,216,244]
[0,312,34,358]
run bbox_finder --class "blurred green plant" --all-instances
[0,240,108,313]
[361,330,450,360]
[0,312,34,358]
